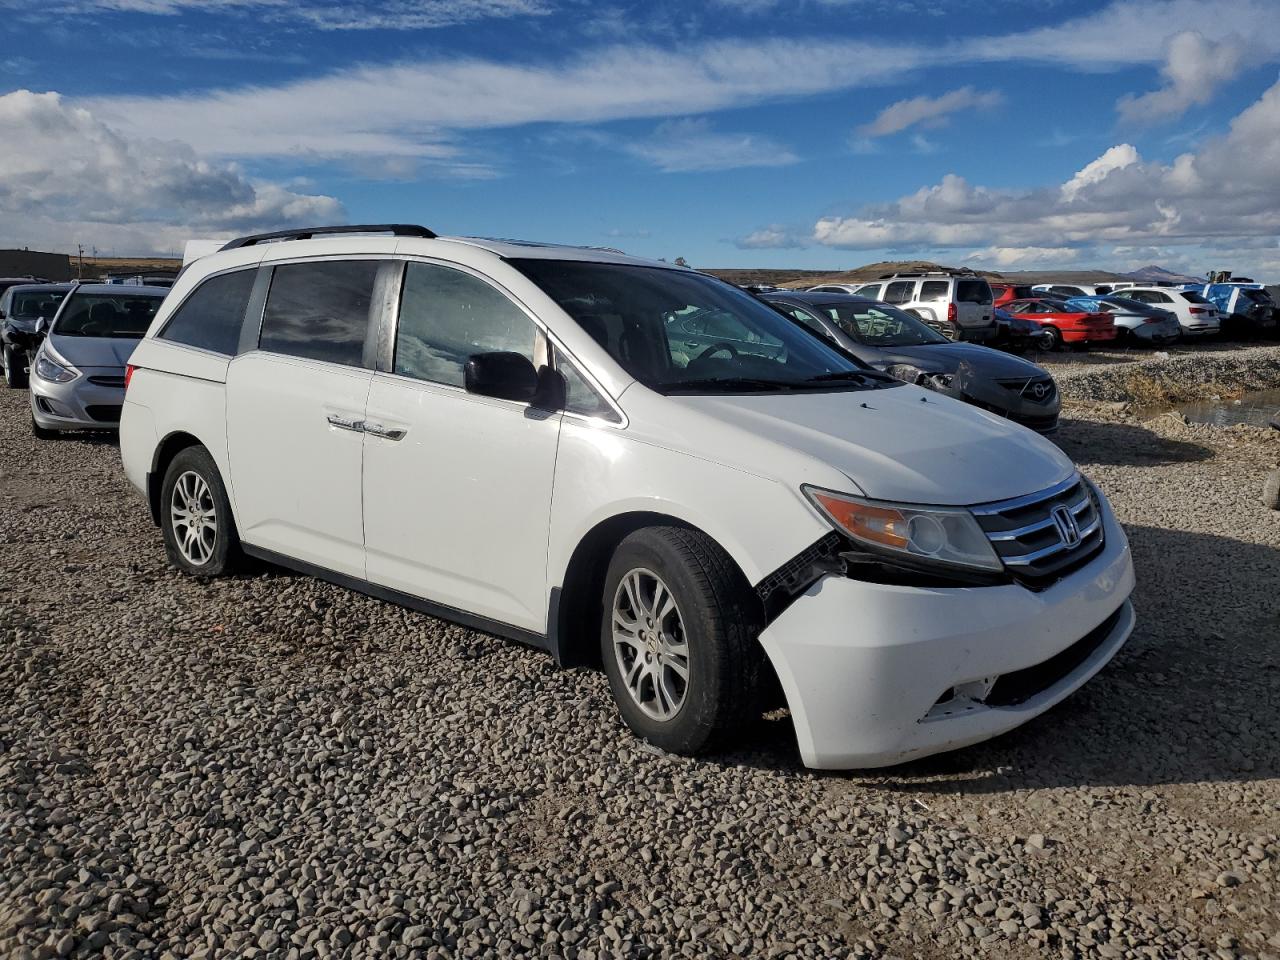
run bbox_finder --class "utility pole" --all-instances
[77,243,84,279]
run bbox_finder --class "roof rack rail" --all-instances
[220,223,437,251]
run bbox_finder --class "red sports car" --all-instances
[1002,298,1116,348]
[989,283,1036,308]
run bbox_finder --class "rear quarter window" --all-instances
[955,280,992,304]
[159,269,256,355]
[918,281,948,301]
[259,260,380,367]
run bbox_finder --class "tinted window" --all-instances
[883,281,913,304]
[395,261,535,387]
[54,293,164,339]
[160,269,255,355]
[259,260,379,367]
[781,305,829,336]
[7,289,67,319]
[1179,291,1211,304]
[955,279,992,304]
[815,301,947,347]
[856,284,883,299]
[919,281,948,301]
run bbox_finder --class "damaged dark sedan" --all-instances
[763,291,1060,434]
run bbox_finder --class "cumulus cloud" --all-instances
[1116,31,1248,123]
[810,76,1280,258]
[0,90,342,253]
[624,119,798,173]
[858,86,1004,138]
[964,246,1080,268]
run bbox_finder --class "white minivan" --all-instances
[119,225,1135,770]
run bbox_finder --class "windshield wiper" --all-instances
[664,376,808,393]
[805,369,897,385]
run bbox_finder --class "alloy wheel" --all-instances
[170,470,218,566]
[611,568,690,721]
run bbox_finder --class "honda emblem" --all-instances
[1051,504,1081,548]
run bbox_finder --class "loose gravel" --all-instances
[2,371,1279,960]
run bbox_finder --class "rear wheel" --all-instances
[1045,327,1065,351]
[600,526,764,756]
[160,446,241,577]
[3,345,28,389]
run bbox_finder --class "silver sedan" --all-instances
[29,284,167,437]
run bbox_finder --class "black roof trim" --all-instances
[220,224,437,251]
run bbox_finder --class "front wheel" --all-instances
[600,527,764,756]
[3,345,28,389]
[1045,327,1065,351]
[160,446,241,577]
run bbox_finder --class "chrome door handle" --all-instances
[364,423,407,441]
[327,414,364,432]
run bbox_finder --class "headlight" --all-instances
[804,486,1003,572]
[887,364,952,390]
[35,351,78,383]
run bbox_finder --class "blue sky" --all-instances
[2,0,1279,278]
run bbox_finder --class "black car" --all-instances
[993,307,1055,353]
[0,283,72,388]
[764,291,1060,433]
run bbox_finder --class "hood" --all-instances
[874,342,1048,379]
[47,334,138,368]
[672,385,1073,505]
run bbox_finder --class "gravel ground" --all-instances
[2,369,1279,960]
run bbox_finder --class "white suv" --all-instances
[849,272,995,342]
[119,224,1135,769]
[1114,286,1221,336]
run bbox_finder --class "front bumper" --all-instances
[30,367,127,431]
[759,497,1135,769]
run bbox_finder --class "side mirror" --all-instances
[464,351,540,403]
[35,317,49,335]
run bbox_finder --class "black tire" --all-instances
[600,526,764,756]
[1264,471,1280,511]
[1045,327,1065,351]
[160,446,241,577]
[4,345,28,389]
[30,412,58,440]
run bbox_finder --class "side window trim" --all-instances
[236,265,273,356]
[383,255,628,428]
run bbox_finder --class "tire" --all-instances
[1045,327,1065,351]
[1264,471,1280,511]
[30,413,58,440]
[160,446,241,577]
[3,345,28,389]
[600,526,764,756]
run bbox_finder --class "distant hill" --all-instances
[1123,264,1201,284]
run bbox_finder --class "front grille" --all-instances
[984,605,1126,706]
[85,404,123,422]
[972,475,1104,582]
[88,375,126,387]
[996,376,1056,405]
[967,397,1059,434]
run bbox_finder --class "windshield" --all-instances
[512,259,891,394]
[8,290,67,319]
[1241,288,1273,305]
[53,293,164,338]
[1179,291,1212,304]
[806,299,948,347]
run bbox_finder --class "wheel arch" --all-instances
[146,430,207,526]
[548,510,763,669]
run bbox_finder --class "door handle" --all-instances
[326,414,364,432]
[364,422,407,441]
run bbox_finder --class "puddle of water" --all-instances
[1167,389,1280,428]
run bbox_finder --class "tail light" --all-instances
[947,302,957,323]
[124,364,136,390]
[1189,307,1208,314]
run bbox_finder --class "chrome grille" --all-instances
[972,475,1103,580]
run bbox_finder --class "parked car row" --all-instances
[10,224,1138,772]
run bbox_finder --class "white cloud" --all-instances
[858,86,1004,137]
[1117,31,1248,123]
[736,225,805,249]
[810,75,1280,263]
[0,0,550,30]
[0,90,342,254]
[964,246,1080,268]
[624,118,799,173]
